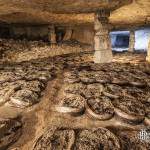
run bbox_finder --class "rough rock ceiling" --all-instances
[0,12,94,26]
[110,0,150,28]
[0,0,130,25]
[0,0,130,14]
[0,1,149,28]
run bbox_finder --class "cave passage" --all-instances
[115,35,129,48]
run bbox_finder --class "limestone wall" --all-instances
[0,25,95,45]
[11,26,49,40]
[72,26,94,45]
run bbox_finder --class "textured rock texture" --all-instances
[0,0,150,28]
[0,0,130,14]
[0,1,150,28]
[110,0,150,27]
[72,26,94,45]
[0,0,130,25]
[0,0,150,27]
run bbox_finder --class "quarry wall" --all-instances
[72,26,94,45]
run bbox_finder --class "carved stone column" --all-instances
[48,26,56,44]
[63,28,73,41]
[128,30,135,52]
[94,10,113,63]
[146,38,150,63]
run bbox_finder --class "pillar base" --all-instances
[94,50,113,63]
[128,48,134,53]
[146,56,150,63]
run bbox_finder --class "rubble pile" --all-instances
[0,38,92,62]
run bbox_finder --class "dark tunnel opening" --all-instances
[115,34,129,48]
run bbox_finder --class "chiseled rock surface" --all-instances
[0,0,131,25]
[0,0,150,28]
[110,0,150,27]
[0,0,130,14]
[0,1,150,27]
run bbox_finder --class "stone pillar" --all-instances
[128,30,135,52]
[94,10,113,63]
[146,38,150,63]
[48,26,56,44]
[63,28,73,41]
[0,39,3,58]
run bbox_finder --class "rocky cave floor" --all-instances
[0,42,150,149]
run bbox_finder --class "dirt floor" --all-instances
[0,49,150,149]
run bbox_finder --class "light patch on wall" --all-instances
[110,28,150,52]
[135,28,150,51]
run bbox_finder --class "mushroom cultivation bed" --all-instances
[33,127,121,150]
[56,58,150,125]
[0,60,55,108]
[52,52,150,149]
[0,38,92,63]
[33,127,150,150]
[0,52,150,149]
